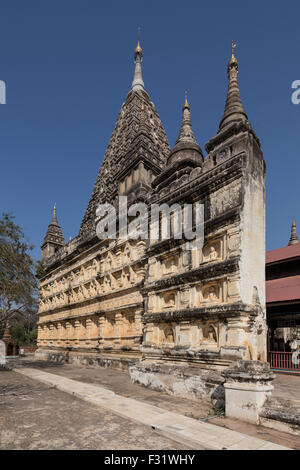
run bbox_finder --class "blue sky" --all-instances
[0,0,299,260]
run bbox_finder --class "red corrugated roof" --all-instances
[266,275,300,303]
[266,243,300,265]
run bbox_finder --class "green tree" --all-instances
[0,213,38,328]
[11,324,26,344]
[10,324,38,346]
[36,260,46,280]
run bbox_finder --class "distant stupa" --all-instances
[288,219,300,246]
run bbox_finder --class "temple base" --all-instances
[35,348,139,372]
[129,361,226,406]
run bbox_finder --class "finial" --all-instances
[229,40,238,65]
[132,28,145,91]
[135,27,143,58]
[51,202,58,225]
[183,89,190,110]
[232,40,237,55]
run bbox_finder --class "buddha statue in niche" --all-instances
[202,324,218,349]
[208,246,218,261]
[121,269,130,287]
[90,280,98,297]
[124,245,132,264]
[163,292,176,309]
[106,255,113,271]
[164,255,178,275]
[203,242,220,264]
[92,259,98,277]
[162,325,174,344]
[104,276,111,292]
[203,285,219,303]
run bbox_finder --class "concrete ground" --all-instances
[272,373,300,404]
[12,358,213,420]
[1,357,299,450]
[0,370,189,450]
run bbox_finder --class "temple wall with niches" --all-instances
[38,238,147,354]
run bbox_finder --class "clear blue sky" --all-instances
[0,0,299,260]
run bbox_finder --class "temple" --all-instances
[37,38,267,399]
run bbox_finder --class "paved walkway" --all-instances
[14,366,290,450]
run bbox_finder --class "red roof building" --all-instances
[266,220,300,363]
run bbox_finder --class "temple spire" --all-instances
[174,90,197,145]
[288,218,300,246]
[167,90,203,166]
[41,204,65,262]
[219,41,248,131]
[131,28,145,91]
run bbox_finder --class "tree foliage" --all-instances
[0,213,38,327]
[36,259,46,280]
[11,324,38,346]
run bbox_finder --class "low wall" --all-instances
[22,346,38,354]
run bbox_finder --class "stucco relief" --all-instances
[210,180,241,218]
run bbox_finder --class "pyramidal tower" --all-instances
[79,34,170,240]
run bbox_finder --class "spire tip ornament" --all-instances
[134,27,143,59]
[183,89,190,110]
[229,40,238,65]
[132,27,145,91]
[52,202,58,224]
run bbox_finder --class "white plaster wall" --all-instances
[239,164,266,311]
